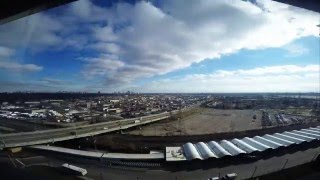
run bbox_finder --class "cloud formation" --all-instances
[0,13,63,50]
[138,65,320,93]
[0,62,43,72]
[283,43,310,57]
[81,0,319,86]
[0,46,14,57]
[0,0,318,92]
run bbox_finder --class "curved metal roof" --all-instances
[310,127,320,132]
[283,131,315,142]
[263,134,294,146]
[220,140,246,156]
[207,141,232,158]
[301,129,320,135]
[195,142,218,159]
[24,126,320,162]
[241,137,273,151]
[292,130,320,139]
[252,136,284,149]
[231,138,260,153]
[183,142,202,160]
[181,126,320,161]
[273,133,305,144]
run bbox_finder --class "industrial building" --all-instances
[28,126,320,168]
[166,126,320,161]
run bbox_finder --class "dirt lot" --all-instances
[127,108,262,136]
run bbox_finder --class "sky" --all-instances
[0,0,319,93]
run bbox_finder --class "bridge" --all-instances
[0,112,171,149]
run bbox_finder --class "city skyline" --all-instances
[0,0,319,93]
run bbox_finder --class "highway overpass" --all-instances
[0,112,170,149]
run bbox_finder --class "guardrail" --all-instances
[0,111,170,138]
[0,114,170,149]
[0,104,199,149]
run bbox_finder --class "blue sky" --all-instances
[0,0,319,93]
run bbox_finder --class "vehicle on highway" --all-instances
[208,177,219,180]
[208,173,237,180]
[61,163,87,176]
[134,120,141,123]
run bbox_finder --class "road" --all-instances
[10,144,319,180]
[70,146,320,180]
[0,112,170,149]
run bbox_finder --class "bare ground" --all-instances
[127,108,262,136]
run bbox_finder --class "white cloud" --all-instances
[67,0,108,22]
[283,43,310,56]
[0,0,104,51]
[0,0,319,91]
[82,0,319,86]
[216,65,319,76]
[40,78,68,85]
[138,65,320,93]
[88,42,120,54]
[0,13,63,50]
[0,46,14,57]
[0,79,83,92]
[0,62,43,72]
[82,54,125,77]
